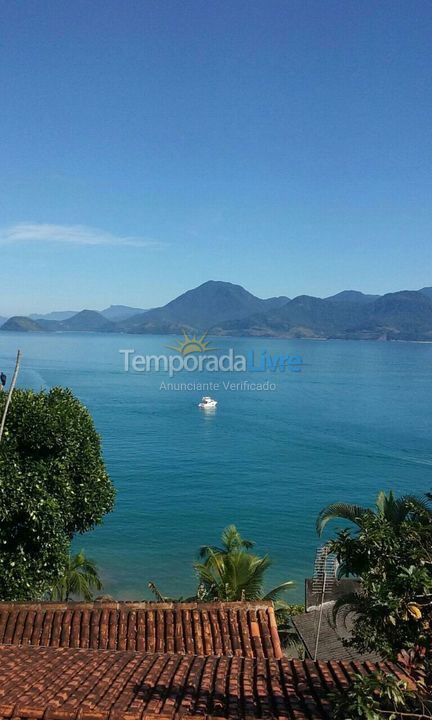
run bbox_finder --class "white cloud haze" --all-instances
[0,223,164,248]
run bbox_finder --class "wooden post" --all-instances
[0,350,21,443]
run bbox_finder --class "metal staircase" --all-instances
[311,545,338,660]
[312,546,338,595]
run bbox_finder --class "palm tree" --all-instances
[316,490,431,536]
[198,524,254,560]
[50,550,102,601]
[194,525,293,602]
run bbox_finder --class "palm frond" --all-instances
[331,591,365,629]
[194,526,292,604]
[221,525,254,552]
[198,544,224,560]
[50,549,102,602]
[148,581,168,602]
[195,550,273,601]
[398,494,432,518]
[199,526,254,562]
[262,581,294,602]
[316,503,371,535]
[375,489,390,515]
[318,491,432,540]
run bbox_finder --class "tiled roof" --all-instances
[0,601,282,659]
[0,644,404,720]
[292,606,380,662]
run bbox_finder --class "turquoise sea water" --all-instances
[1,332,431,603]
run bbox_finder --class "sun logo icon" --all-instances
[167,330,217,355]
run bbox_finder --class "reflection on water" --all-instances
[200,406,217,416]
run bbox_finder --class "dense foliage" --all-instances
[319,490,432,717]
[324,493,432,658]
[330,671,417,720]
[0,387,115,600]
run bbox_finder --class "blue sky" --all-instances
[1,0,431,315]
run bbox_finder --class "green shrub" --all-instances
[0,387,115,600]
[330,671,415,720]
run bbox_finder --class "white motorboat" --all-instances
[198,396,218,409]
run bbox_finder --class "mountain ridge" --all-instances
[117,281,291,333]
[213,290,432,340]
[30,310,79,322]
[324,290,380,304]
[2,281,432,340]
[100,304,148,321]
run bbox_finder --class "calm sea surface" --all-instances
[1,332,431,602]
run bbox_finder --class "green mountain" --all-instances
[2,284,432,340]
[214,295,363,337]
[1,316,46,332]
[215,290,432,340]
[28,306,147,323]
[358,290,432,340]
[119,281,290,333]
[1,310,114,333]
[61,310,114,331]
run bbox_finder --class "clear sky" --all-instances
[1,0,431,315]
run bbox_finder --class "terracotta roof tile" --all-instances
[0,645,409,720]
[0,602,282,659]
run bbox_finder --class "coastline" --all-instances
[2,327,432,343]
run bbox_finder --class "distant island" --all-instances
[2,281,432,341]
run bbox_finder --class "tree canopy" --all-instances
[318,490,432,717]
[194,525,293,602]
[0,387,115,600]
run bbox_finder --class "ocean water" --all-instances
[0,331,431,603]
